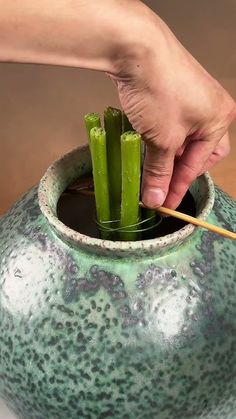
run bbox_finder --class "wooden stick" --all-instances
[140,203,236,240]
[77,189,236,241]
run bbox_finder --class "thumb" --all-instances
[141,143,175,208]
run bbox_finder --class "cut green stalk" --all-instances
[104,107,122,222]
[84,113,101,145]
[120,131,141,241]
[89,127,111,240]
[122,111,133,132]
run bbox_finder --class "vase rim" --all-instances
[38,145,215,258]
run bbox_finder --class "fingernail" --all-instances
[142,188,166,207]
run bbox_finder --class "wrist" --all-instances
[0,0,172,78]
[109,2,172,78]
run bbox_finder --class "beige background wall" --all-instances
[0,0,235,215]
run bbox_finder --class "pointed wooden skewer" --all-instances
[140,203,236,240]
[75,188,236,241]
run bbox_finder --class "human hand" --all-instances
[1,0,235,211]
[110,1,236,210]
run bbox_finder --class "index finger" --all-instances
[164,138,216,209]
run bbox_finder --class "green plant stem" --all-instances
[120,131,141,241]
[84,113,101,145]
[89,127,111,240]
[122,111,133,132]
[104,107,122,222]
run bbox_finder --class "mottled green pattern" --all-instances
[0,186,236,419]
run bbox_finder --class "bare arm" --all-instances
[0,0,158,71]
[0,0,121,70]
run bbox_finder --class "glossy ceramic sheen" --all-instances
[0,146,236,419]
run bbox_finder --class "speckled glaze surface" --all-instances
[0,145,236,419]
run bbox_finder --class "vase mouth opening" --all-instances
[38,145,215,258]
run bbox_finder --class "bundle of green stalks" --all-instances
[84,107,156,241]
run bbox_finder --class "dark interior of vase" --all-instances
[57,173,196,240]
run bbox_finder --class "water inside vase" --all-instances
[57,175,196,240]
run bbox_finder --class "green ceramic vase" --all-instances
[0,145,236,419]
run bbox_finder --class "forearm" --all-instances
[0,0,162,73]
[0,0,118,71]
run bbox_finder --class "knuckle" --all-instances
[204,97,236,140]
[179,161,199,183]
[168,185,181,201]
[147,137,180,156]
[225,99,236,124]
[143,164,172,180]
[220,95,236,125]
[159,141,175,155]
[216,143,230,158]
[222,142,230,157]
[224,145,230,157]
